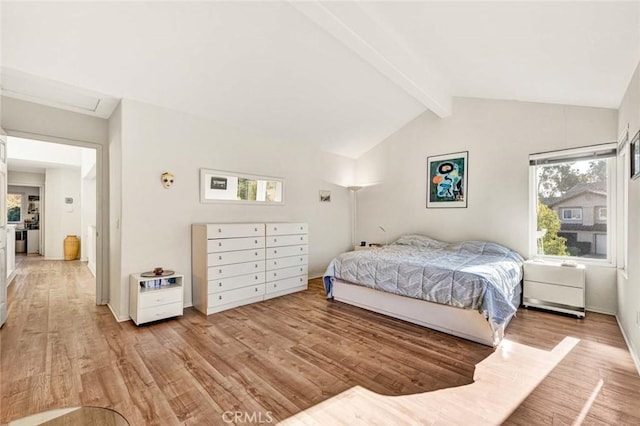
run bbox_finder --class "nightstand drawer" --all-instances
[524,280,584,308]
[137,302,183,323]
[523,262,585,288]
[138,287,183,309]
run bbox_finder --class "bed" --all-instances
[323,235,524,347]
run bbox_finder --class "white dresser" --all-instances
[264,223,308,300]
[192,223,308,315]
[523,260,585,318]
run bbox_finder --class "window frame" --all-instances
[561,208,583,221]
[596,206,607,222]
[529,143,616,266]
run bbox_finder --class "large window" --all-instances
[530,143,616,262]
[7,193,22,223]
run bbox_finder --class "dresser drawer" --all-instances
[207,223,264,238]
[266,245,308,259]
[207,237,265,253]
[266,234,308,248]
[266,275,308,294]
[266,265,308,282]
[267,255,308,270]
[266,223,308,236]
[208,249,264,266]
[524,280,584,308]
[208,261,265,279]
[208,284,265,307]
[137,302,183,323]
[138,287,183,309]
[208,272,265,294]
[523,263,585,288]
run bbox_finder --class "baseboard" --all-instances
[309,273,323,279]
[586,306,616,315]
[616,315,640,376]
[107,303,130,323]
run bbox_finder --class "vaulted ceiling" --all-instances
[2,1,639,158]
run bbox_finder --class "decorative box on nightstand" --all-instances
[523,260,585,318]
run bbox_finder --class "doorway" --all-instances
[5,135,103,304]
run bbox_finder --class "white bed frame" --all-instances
[333,279,507,347]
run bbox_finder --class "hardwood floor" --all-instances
[1,257,639,425]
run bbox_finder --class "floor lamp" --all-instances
[347,186,362,247]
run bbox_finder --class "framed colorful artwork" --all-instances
[427,151,468,208]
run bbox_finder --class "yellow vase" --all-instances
[63,235,80,260]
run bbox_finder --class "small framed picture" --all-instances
[210,176,228,190]
[631,130,640,180]
[319,190,331,202]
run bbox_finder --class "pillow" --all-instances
[393,234,447,249]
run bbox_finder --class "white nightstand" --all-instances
[523,260,585,318]
[129,273,184,325]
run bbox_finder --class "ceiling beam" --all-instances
[291,1,452,117]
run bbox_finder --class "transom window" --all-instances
[561,208,582,221]
[530,143,616,262]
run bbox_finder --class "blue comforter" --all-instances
[323,235,524,333]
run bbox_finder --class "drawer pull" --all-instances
[300,257,303,261]
[218,282,222,287]
[255,276,259,280]
[274,227,278,231]
[300,226,303,230]
[273,284,277,288]
[300,268,303,272]
[300,278,303,282]
[274,250,278,254]
[219,295,222,300]
[255,264,259,268]
[219,269,222,274]
[274,261,278,265]
[218,242,222,247]
[218,256,223,260]
[273,273,277,277]
[300,237,303,240]
[300,247,303,251]
[274,238,278,242]
[218,228,222,233]
[254,227,258,231]
[254,240,258,244]
[255,252,258,256]
[255,287,259,292]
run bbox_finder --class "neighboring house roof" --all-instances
[546,181,606,207]
[560,223,607,232]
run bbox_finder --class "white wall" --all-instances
[108,102,123,317]
[355,97,618,313]
[617,60,640,372]
[7,171,45,186]
[44,168,82,260]
[80,148,96,261]
[108,99,353,320]
[8,137,82,166]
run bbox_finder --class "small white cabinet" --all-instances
[523,260,585,317]
[129,273,184,325]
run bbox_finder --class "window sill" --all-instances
[531,255,616,268]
